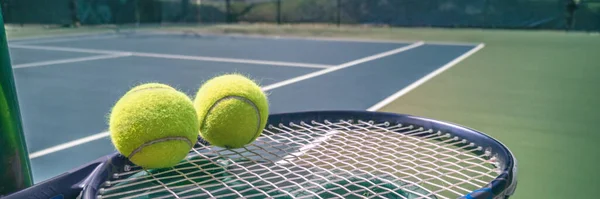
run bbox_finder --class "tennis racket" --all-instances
[4,111,517,199]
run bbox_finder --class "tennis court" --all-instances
[7,30,480,184]
[2,22,600,199]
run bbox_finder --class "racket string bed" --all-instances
[97,119,499,199]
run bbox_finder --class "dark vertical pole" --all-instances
[482,0,489,28]
[134,0,140,25]
[179,0,190,22]
[17,0,23,27]
[225,0,231,23]
[0,9,33,196]
[69,0,80,27]
[276,0,281,24]
[197,0,202,23]
[336,0,341,27]
[565,0,578,31]
[1,1,8,23]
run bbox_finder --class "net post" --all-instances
[0,9,33,197]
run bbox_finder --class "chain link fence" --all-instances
[2,0,599,31]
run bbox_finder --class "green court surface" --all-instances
[8,24,600,198]
[154,24,600,199]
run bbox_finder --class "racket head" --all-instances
[82,111,517,199]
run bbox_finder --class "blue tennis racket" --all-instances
[5,111,517,199]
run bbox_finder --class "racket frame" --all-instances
[4,111,518,199]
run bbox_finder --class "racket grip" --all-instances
[2,156,107,199]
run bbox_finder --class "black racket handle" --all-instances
[2,156,107,199]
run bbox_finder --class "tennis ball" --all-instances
[194,74,269,149]
[125,83,173,95]
[109,83,199,169]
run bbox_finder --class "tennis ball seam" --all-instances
[128,136,194,159]
[201,95,262,146]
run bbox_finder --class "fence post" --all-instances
[336,0,341,26]
[225,0,231,23]
[134,0,140,25]
[276,0,281,24]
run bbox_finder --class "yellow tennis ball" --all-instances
[125,82,173,95]
[109,83,199,169]
[194,74,269,149]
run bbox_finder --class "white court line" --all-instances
[262,41,425,91]
[10,44,123,54]
[9,44,332,69]
[11,35,120,45]
[151,30,478,46]
[29,132,110,159]
[132,52,330,69]
[7,28,169,43]
[9,30,166,45]
[14,53,132,69]
[367,43,486,111]
[27,42,423,159]
[8,31,117,42]
[6,27,477,46]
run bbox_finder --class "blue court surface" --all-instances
[8,31,481,183]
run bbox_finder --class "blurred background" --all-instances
[1,0,599,199]
[1,0,599,31]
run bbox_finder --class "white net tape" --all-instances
[98,119,500,199]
